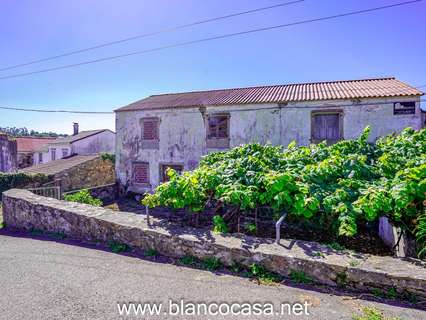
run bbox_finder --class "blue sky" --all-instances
[0,0,425,134]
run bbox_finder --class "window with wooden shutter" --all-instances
[311,111,342,144]
[140,117,160,149]
[133,162,149,184]
[159,163,183,182]
[206,113,230,148]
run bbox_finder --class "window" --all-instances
[140,117,160,149]
[160,163,183,182]
[62,148,68,158]
[206,113,230,148]
[51,148,56,161]
[394,101,415,115]
[311,111,342,144]
[133,162,149,184]
[38,153,43,163]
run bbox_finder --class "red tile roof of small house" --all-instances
[116,77,423,112]
[15,137,57,153]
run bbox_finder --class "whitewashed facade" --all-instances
[115,78,424,193]
[33,129,115,165]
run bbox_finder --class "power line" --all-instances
[0,106,113,114]
[0,0,304,72]
[1,88,424,114]
[0,0,422,81]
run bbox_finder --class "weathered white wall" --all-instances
[116,96,422,192]
[72,130,115,155]
[34,144,71,164]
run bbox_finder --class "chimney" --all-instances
[73,123,79,135]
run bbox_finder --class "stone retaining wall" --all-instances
[2,189,426,297]
[55,157,115,192]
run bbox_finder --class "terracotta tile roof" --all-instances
[15,137,57,153]
[116,77,423,112]
[21,154,99,175]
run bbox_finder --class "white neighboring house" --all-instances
[33,124,115,165]
[114,77,424,193]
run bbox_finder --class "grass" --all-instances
[349,260,360,267]
[371,288,385,298]
[30,228,43,236]
[249,264,281,285]
[352,307,401,320]
[230,263,243,273]
[179,255,198,266]
[145,248,158,257]
[202,257,222,271]
[387,288,398,300]
[46,231,66,240]
[327,242,345,251]
[107,241,129,253]
[289,270,313,284]
[0,221,4,229]
[312,251,326,258]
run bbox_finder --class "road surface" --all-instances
[0,233,424,320]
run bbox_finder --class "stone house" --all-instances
[15,136,56,168]
[33,123,115,165]
[0,134,17,173]
[114,77,424,193]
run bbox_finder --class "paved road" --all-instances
[0,233,424,320]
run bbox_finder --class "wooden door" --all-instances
[312,113,341,144]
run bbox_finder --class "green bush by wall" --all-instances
[0,172,50,200]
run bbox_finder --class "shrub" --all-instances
[202,257,221,271]
[289,270,313,284]
[64,189,103,206]
[0,172,50,199]
[249,264,281,284]
[212,215,228,234]
[100,153,115,163]
[107,241,129,253]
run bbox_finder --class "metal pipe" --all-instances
[275,213,287,244]
[146,205,150,226]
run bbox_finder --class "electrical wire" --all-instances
[0,0,304,72]
[0,0,421,80]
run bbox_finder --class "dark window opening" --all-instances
[394,101,415,115]
[133,162,149,184]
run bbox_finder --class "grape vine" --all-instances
[142,127,426,255]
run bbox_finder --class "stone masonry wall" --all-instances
[54,157,115,192]
[2,189,426,298]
